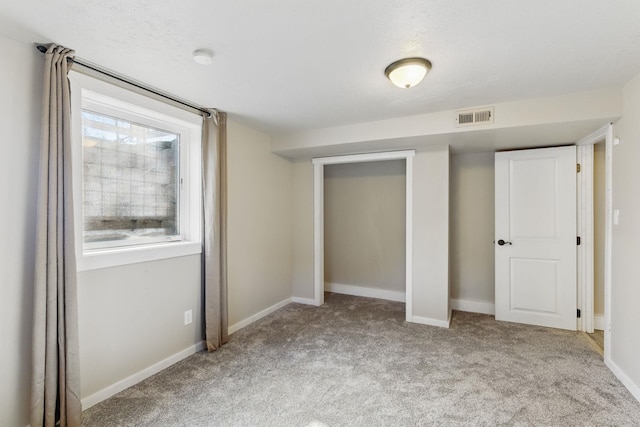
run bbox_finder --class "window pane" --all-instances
[81,110,179,244]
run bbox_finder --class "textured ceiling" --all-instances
[1,1,639,134]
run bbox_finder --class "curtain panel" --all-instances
[202,110,229,351]
[31,44,82,427]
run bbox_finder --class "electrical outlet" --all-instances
[613,210,620,225]
[184,310,192,325]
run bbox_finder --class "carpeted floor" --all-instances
[82,293,640,426]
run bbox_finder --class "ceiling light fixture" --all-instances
[192,48,214,65]
[385,57,432,89]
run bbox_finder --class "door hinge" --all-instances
[577,309,581,318]
[577,163,581,173]
[577,236,581,245]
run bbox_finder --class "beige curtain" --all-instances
[202,110,229,351]
[31,45,82,426]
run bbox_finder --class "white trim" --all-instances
[81,341,205,410]
[604,124,613,359]
[326,282,406,302]
[291,297,318,306]
[450,298,495,315]
[312,150,416,322]
[605,358,640,403]
[78,241,201,271]
[312,150,416,166]
[577,144,595,332]
[313,162,325,306]
[576,125,609,146]
[594,314,605,331]
[408,311,452,328]
[405,154,414,322]
[228,297,292,334]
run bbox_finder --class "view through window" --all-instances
[81,110,180,245]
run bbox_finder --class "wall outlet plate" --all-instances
[184,310,193,325]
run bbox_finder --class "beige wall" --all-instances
[291,159,314,300]
[227,120,293,326]
[412,146,450,322]
[324,160,405,293]
[593,142,606,316]
[611,71,640,395]
[0,35,41,427]
[77,256,202,397]
[449,152,495,303]
[274,90,622,156]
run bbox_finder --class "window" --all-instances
[81,110,181,247]
[69,72,202,270]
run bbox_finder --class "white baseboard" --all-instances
[605,357,640,404]
[291,296,318,306]
[81,341,205,410]
[450,298,495,315]
[228,297,292,334]
[326,282,405,303]
[407,312,451,329]
[594,314,605,330]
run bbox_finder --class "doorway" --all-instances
[493,126,614,353]
[576,123,613,361]
[493,124,613,342]
[589,141,606,352]
[312,150,415,320]
[324,160,406,302]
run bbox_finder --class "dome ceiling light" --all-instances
[384,57,432,89]
[193,48,214,65]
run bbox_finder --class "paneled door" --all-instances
[495,146,577,330]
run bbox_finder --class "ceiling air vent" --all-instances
[455,107,495,127]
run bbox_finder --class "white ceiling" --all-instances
[1,1,639,135]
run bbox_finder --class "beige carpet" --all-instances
[82,293,640,426]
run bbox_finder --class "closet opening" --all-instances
[312,150,415,321]
[324,160,406,302]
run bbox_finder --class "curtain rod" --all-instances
[36,44,213,118]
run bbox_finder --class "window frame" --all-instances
[69,71,202,271]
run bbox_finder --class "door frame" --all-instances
[576,123,613,359]
[312,150,415,320]
[576,143,594,333]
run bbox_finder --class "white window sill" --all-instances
[77,241,202,272]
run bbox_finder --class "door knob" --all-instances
[497,239,512,246]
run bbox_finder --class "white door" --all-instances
[495,146,577,330]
